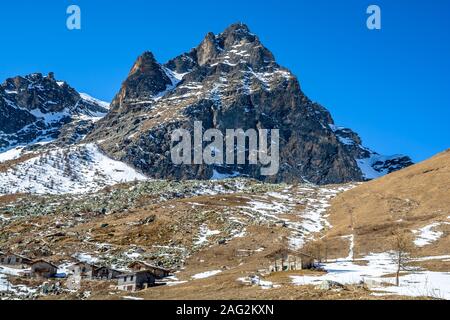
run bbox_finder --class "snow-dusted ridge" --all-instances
[0,143,147,195]
[1,73,111,154]
[79,93,110,110]
[329,124,413,180]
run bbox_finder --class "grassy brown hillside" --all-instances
[326,149,450,268]
[2,153,449,300]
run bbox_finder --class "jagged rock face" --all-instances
[111,52,173,111]
[88,23,412,184]
[0,73,109,152]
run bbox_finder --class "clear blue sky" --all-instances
[1,0,449,162]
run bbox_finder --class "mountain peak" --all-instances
[222,22,252,35]
[87,23,412,184]
[110,51,173,109]
[196,32,222,66]
[219,22,258,48]
[47,72,55,81]
[129,51,159,75]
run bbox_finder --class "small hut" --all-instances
[0,252,32,266]
[117,271,156,292]
[30,260,58,278]
[266,249,314,272]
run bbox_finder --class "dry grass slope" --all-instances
[327,149,450,267]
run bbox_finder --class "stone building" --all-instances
[68,262,97,278]
[30,260,58,278]
[267,249,314,272]
[94,266,121,280]
[117,271,156,292]
[68,261,121,280]
[0,252,32,266]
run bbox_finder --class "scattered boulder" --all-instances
[140,215,156,225]
[315,280,345,291]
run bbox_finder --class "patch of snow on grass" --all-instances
[194,224,221,246]
[413,223,444,247]
[238,275,279,290]
[0,270,36,297]
[122,296,144,300]
[164,276,188,286]
[371,272,450,299]
[0,266,30,276]
[342,235,354,260]
[124,251,142,259]
[191,270,222,280]
[291,252,450,300]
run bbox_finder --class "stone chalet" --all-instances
[30,260,58,279]
[0,251,32,266]
[266,249,315,272]
[68,261,121,280]
[117,270,156,292]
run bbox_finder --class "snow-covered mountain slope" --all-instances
[0,143,147,195]
[0,73,109,153]
[78,93,110,110]
[329,124,413,180]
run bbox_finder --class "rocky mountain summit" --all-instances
[0,23,412,186]
[87,23,412,184]
[0,72,109,153]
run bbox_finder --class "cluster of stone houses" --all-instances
[0,251,172,292]
[68,261,121,280]
[2,249,314,293]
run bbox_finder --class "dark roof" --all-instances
[31,260,58,269]
[95,266,121,273]
[128,261,171,272]
[0,252,32,261]
[70,261,98,268]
